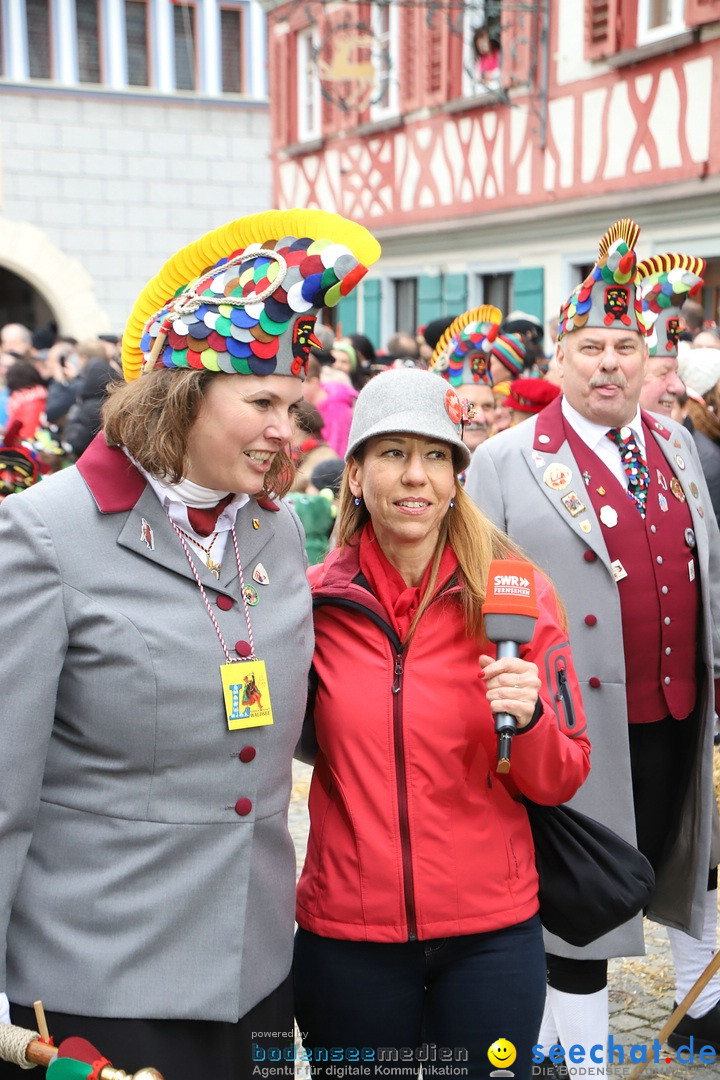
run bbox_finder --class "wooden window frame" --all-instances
[370,0,399,121]
[636,0,686,45]
[296,25,321,142]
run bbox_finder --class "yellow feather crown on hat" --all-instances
[428,305,503,387]
[597,218,640,264]
[635,253,706,353]
[122,208,381,381]
[558,217,642,339]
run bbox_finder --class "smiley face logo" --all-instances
[488,1038,516,1070]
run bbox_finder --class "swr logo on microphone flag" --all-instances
[493,574,531,592]
[483,559,539,620]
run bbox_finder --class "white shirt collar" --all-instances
[122,448,249,535]
[561,397,645,454]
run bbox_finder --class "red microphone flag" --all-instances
[483,559,539,624]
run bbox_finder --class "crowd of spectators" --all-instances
[0,320,122,499]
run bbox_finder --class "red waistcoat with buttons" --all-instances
[564,419,699,723]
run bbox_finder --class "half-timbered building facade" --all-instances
[260,0,720,345]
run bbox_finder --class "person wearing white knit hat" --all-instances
[678,346,720,399]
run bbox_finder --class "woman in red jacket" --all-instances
[294,367,591,1080]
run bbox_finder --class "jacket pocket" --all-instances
[544,642,578,735]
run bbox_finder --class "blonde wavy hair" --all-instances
[102,369,295,497]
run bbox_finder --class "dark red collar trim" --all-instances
[255,494,281,512]
[641,409,671,440]
[532,396,564,452]
[75,434,147,512]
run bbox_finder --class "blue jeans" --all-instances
[294,916,546,1080]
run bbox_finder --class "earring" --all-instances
[450,499,455,508]
[354,496,362,506]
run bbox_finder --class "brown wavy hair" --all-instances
[686,394,720,446]
[335,441,554,643]
[102,369,295,497]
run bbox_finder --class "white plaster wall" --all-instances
[554,0,608,87]
[0,90,272,335]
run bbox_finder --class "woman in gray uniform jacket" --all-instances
[0,209,379,1079]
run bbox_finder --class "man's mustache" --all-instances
[588,371,628,390]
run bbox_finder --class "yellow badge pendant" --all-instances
[221,660,274,731]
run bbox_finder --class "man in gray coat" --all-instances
[466,222,720,1072]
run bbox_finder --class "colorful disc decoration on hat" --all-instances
[122,209,381,382]
[428,305,502,387]
[636,254,706,357]
[558,218,644,339]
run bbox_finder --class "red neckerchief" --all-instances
[358,522,458,641]
[186,493,235,536]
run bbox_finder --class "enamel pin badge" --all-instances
[141,519,155,550]
[599,505,619,528]
[253,563,270,586]
[543,463,572,491]
[670,477,686,503]
[561,491,586,517]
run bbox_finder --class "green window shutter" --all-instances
[418,275,444,325]
[512,268,544,322]
[336,291,358,337]
[443,273,468,315]
[361,280,382,346]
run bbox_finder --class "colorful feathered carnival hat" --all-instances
[122,209,381,382]
[636,254,706,358]
[558,219,645,340]
[428,305,502,387]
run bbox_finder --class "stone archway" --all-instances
[0,218,110,339]
[0,266,55,332]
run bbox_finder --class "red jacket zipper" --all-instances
[392,650,418,941]
[313,577,463,943]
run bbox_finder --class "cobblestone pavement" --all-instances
[289,761,720,1079]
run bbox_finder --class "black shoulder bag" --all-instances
[525,800,655,947]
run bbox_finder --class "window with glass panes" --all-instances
[76,0,101,82]
[220,6,245,93]
[27,0,52,78]
[174,3,197,90]
[126,0,150,86]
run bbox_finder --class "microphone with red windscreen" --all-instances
[482,560,539,773]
